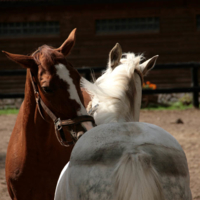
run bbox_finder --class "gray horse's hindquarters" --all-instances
[71,122,184,164]
[55,122,192,200]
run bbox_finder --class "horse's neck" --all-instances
[91,95,137,125]
[126,72,142,122]
[21,70,55,144]
[91,74,141,125]
[23,70,36,123]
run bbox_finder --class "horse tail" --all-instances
[114,151,164,200]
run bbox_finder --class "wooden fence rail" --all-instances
[0,63,199,108]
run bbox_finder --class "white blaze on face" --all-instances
[55,63,93,130]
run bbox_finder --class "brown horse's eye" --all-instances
[42,87,53,93]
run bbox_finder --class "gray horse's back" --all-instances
[55,122,192,200]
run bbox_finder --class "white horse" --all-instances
[54,44,192,200]
[83,43,158,124]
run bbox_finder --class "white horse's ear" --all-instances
[139,55,159,76]
[108,43,122,70]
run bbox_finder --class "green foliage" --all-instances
[178,94,192,106]
[0,109,19,115]
[142,101,193,111]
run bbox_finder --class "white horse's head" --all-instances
[81,43,158,125]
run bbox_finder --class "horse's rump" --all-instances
[55,122,192,200]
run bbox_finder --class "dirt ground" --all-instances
[0,109,199,200]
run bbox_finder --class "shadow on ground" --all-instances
[0,153,6,170]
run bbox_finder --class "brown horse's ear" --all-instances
[139,55,159,76]
[108,43,122,70]
[57,28,77,56]
[2,51,37,69]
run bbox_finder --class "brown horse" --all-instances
[3,29,94,200]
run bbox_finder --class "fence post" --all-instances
[191,65,199,108]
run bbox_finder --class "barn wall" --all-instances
[0,0,200,93]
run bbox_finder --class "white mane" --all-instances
[81,53,143,125]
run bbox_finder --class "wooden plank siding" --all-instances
[0,76,26,94]
[0,0,200,94]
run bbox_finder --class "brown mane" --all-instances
[32,45,66,69]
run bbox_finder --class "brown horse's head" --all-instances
[2,29,94,146]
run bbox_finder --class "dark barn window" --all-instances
[0,21,60,37]
[95,17,160,34]
[196,15,200,30]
